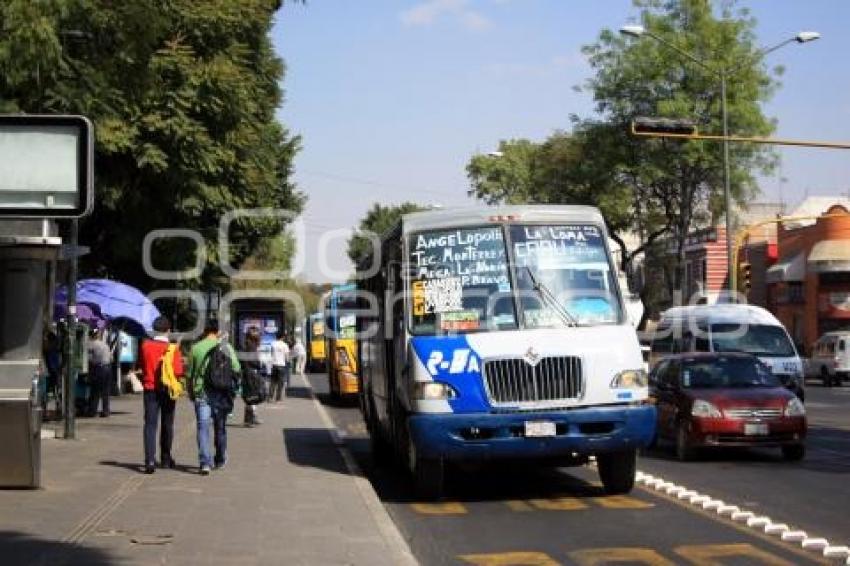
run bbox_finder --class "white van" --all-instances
[650,304,805,401]
[809,331,850,386]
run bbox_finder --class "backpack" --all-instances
[204,343,236,392]
[241,363,266,405]
[158,344,184,400]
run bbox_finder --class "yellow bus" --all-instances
[306,312,327,372]
[325,283,359,398]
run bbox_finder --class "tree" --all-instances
[467,0,780,305]
[0,0,304,293]
[347,202,425,265]
[580,0,779,295]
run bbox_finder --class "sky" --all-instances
[272,0,850,283]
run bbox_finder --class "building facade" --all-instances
[765,204,850,355]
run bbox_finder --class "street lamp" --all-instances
[619,24,819,294]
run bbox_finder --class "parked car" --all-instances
[808,331,850,387]
[649,352,806,462]
[649,304,806,402]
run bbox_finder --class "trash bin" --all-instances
[0,359,42,488]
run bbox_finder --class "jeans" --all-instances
[143,389,175,466]
[270,365,289,401]
[196,390,230,466]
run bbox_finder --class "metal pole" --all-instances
[721,70,735,297]
[63,219,78,439]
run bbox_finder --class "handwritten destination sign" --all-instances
[409,226,510,316]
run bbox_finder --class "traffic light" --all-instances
[631,117,698,137]
[741,262,752,292]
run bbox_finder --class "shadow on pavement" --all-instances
[282,428,349,475]
[0,530,120,565]
[642,425,850,474]
[343,436,612,505]
[99,460,200,475]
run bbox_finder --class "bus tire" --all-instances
[597,449,636,495]
[366,398,392,466]
[412,452,445,501]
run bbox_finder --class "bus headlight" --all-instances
[411,381,458,400]
[610,369,648,389]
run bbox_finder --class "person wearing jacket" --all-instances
[139,316,184,474]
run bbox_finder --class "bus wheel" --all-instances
[597,449,636,495]
[409,440,444,500]
[366,398,392,466]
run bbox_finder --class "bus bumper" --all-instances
[338,371,359,395]
[407,404,656,461]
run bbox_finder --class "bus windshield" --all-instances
[408,225,517,334]
[510,224,622,327]
[406,222,623,334]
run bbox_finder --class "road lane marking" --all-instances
[504,500,534,512]
[458,551,560,565]
[528,496,587,511]
[635,471,832,564]
[410,502,468,515]
[591,495,654,509]
[674,543,795,565]
[569,547,675,565]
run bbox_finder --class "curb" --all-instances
[300,374,419,566]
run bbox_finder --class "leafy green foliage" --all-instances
[347,202,426,264]
[468,0,780,303]
[0,0,304,292]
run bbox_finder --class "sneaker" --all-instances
[214,460,227,471]
[200,465,211,476]
[160,456,177,469]
[144,464,155,475]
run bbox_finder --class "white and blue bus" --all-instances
[357,205,655,498]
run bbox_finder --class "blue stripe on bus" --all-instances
[410,335,491,413]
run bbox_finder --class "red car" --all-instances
[649,352,806,461]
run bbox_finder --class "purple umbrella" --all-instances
[53,302,107,330]
[55,279,162,333]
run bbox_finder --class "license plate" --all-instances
[525,420,556,437]
[744,423,769,436]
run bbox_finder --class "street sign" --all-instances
[0,114,94,218]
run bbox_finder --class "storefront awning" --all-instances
[766,252,805,283]
[808,240,850,274]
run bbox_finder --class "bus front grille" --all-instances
[483,356,583,407]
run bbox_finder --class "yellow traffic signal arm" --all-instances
[630,121,850,149]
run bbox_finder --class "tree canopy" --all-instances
[467,0,781,300]
[347,202,426,265]
[0,0,303,292]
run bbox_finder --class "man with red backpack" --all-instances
[139,316,185,474]
[188,319,241,475]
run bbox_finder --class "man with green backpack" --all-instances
[188,319,241,475]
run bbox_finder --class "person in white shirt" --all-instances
[292,338,307,376]
[269,331,290,401]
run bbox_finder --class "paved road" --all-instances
[639,383,850,547]
[305,373,847,565]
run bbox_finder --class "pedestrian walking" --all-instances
[292,337,307,377]
[269,330,290,402]
[188,319,240,475]
[139,316,184,474]
[87,329,113,418]
[43,329,62,416]
[242,327,265,426]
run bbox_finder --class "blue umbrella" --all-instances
[56,279,162,334]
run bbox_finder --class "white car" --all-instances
[809,331,850,387]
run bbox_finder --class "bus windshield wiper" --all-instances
[524,266,580,327]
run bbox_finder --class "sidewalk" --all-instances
[0,375,416,565]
